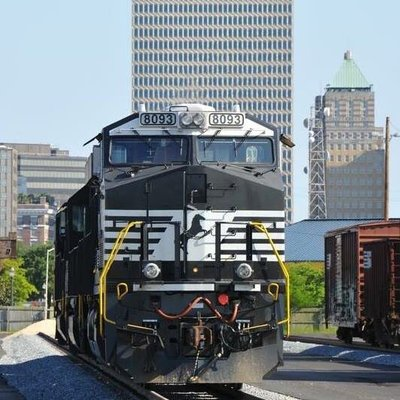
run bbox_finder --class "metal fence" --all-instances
[0,306,52,332]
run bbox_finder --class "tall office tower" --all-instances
[0,145,18,237]
[308,51,384,219]
[132,0,294,222]
[0,143,87,207]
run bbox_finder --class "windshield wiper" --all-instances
[216,161,275,176]
[254,167,277,177]
[163,130,184,155]
[203,129,222,150]
[233,129,253,156]
[217,162,255,173]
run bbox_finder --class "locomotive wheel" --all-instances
[78,323,88,353]
[55,330,67,346]
[68,339,79,355]
[337,327,353,344]
[343,335,353,344]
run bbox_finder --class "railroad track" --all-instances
[287,335,400,354]
[38,333,263,400]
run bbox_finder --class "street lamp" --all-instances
[9,267,15,306]
[45,248,55,320]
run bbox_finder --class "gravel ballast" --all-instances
[0,320,128,400]
[1,321,400,400]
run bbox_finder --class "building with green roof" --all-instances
[328,50,371,90]
[308,51,384,219]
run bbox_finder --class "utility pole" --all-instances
[384,117,389,220]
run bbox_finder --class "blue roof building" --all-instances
[285,219,378,262]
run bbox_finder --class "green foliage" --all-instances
[0,258,38,305]
[17,243,54,301]
[287,262,325,310]
[290,324,336,336]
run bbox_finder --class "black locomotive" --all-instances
[54,104,289,384]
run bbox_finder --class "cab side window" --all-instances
[70,205,89,247]
[72,206,86,234]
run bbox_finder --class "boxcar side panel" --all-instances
[394,241,400,316]
[363,241,390,319]
[340,232,358,325]
[325,232,358,327]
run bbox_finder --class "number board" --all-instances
[140,112,176,126]
[209,112,244,127]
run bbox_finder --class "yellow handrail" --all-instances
[99,221,143,336]
[250,222,291,336]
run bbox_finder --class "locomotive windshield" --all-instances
[109,136,189,165]
[197,137,274,164]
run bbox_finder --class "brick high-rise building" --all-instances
[17,196,57,246]
[308,51,384,219]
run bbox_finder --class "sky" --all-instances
[1,0,399,222]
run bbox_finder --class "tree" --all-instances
[18,193,56,205]
[18,244,55,301]
[0,258,38,305]
[17,193,30,204]
[287,262,325,310]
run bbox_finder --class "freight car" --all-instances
[325,221,400,346]
[54,103,290,385]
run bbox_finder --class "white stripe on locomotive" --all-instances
[103,209,285,262]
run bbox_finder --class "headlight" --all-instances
[180,112,193,126]
[235,263,253,279]
[193,113,205,126]
[143,263,161,279]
